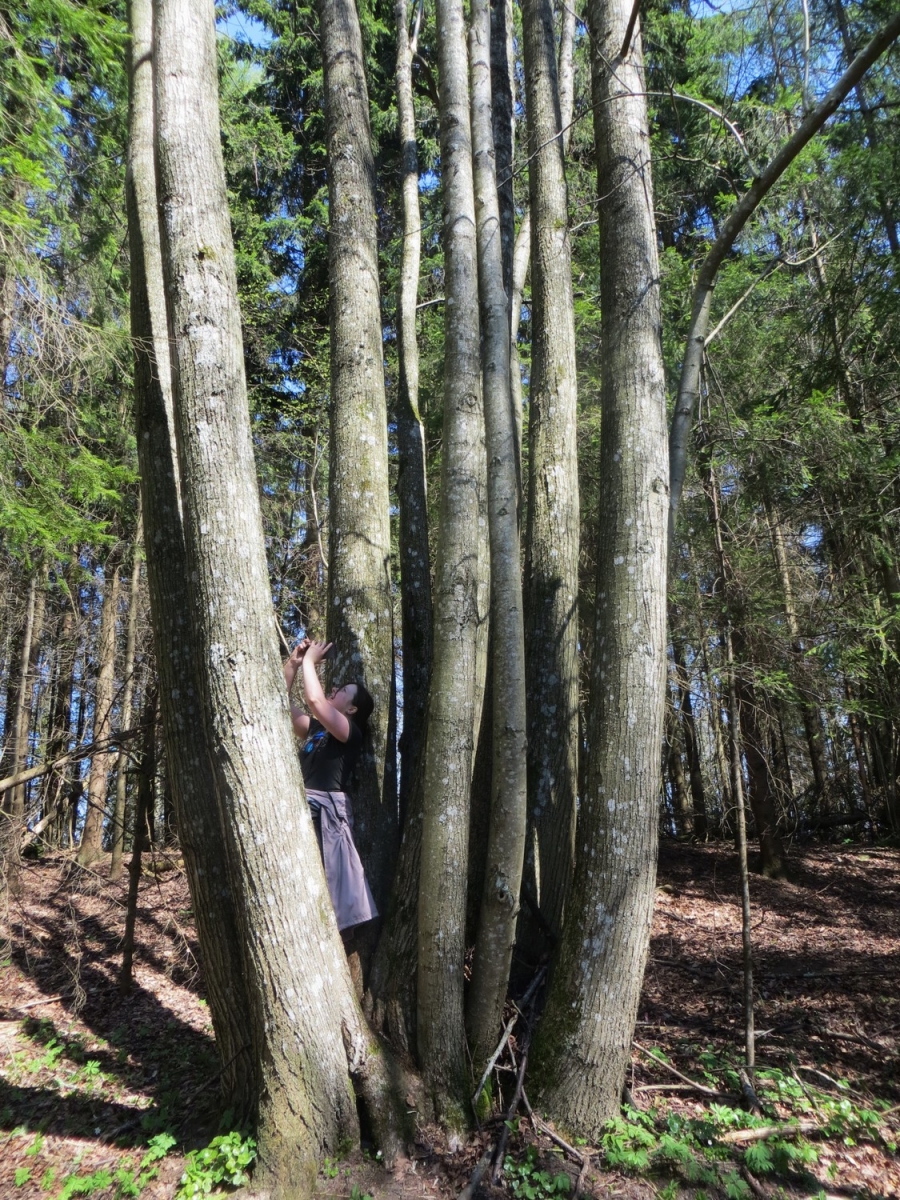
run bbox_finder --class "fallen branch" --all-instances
[491,1031,531,1182]
[520,1090,585,1168]
[719,1121,819,1145]
[3,994,64,1014]
[742,1166,769,1199]
[634,1083,737,1100]
[472,1013,518,1113]
[459,1148,493,1200]
[795,1064,867,1100]
[573,1151,592,1200]
[824,1025,894,1056]
[472,966,547,1116]
[633,1040,723,1097]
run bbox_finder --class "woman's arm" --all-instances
[284,640,310,738]
[302,641,352,743]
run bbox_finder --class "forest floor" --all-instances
[1,841,898,1200]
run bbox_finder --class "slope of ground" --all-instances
[1,842,898,1199]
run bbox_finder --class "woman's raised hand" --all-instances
[305,639,334,665]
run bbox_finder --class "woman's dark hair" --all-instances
[350,682,374,731]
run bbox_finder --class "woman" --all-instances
[284,638,377,931]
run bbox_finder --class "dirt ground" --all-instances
[1,841,898,1200]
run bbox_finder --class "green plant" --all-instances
[57,1168,114,1199]
[503,1146,572,1200]
[177,1131,257,1197]
[26,1132,45,1156]
[349,1185,373,1200]
[323,1157,340,1179]
[15,1168,32,1187]
[53,1133,175,1200]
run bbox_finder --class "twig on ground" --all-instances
[490,1031,531,1182]
[459,1148,493,1200]
[795,1064,867,1099]
[823,1024,894,1056]
[473,965,547,1115]
[573,1151,592,1200]
[633,1040,724,1097]
[520,1090,585,1167]
[472,1013,518,1113]
[719,1120,819,1145]
[7,994,64,1012]
[790,1066,825,1119]
[742,1166,769,1198]
[634,1083,737,1099]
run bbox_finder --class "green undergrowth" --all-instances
[592,1047,896,1196]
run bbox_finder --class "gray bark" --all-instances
[77,558,119,867]
[127,0,255,1117]
[110,513,143,881]
[672,635,707,838]
[320,0,397,911]
[531,0,668,1135]
[520,0,581,943]
[668,11,900,527]
[417,0,485,1125]
[153,1,407,1186]
[508,0,577,491]
[490,0,515,303]
[466,0,529,1071]
[394,0,432,823]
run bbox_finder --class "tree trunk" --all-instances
[119,688,156,995]
[465,0,529,1072]
[508,0,577,495]
[394,0,432,825]
[3,569,46,894]
[40,561,79,845]
[77,558,119,867]
[320,0,397,914]
[702,457,786,877]
[722,623,755,1069]
[153,0,405,1186]
[665,700,690,834]
[110,515,143,881]
[672,636,707,838]
[126,0,255,1118]
[763,499,828,803]
[417,0,485,1125]
[520,0,581,945]
[490,0,515,303]
[531,0,668,1136]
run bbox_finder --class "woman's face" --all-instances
[328,683,358,715]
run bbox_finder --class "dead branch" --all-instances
[633,1040,723,1097]
[520,1090,585,1168]
[719,1121,819,1145]
[459,1148,493,1200]
[0,729,140,794]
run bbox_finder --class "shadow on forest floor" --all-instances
[1,844,899,1199]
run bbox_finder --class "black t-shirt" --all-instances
[300,717,363,792]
